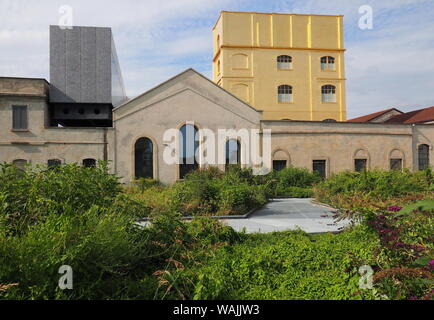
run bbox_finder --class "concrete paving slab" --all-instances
[221,198,352,234]
[137,199,352,234]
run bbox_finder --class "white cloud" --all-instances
[0,0,433,117]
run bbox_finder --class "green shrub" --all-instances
[191,225,382,300]
[131,178,160,193]
[314,169,432,209]
[0,207,158,300]
[0,162,121,234]
[217,183,265,215]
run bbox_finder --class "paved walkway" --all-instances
[221,198,352,234]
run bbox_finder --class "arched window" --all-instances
[47,159,62,167]
[179,124,199,179]
[390,149,404,171]
[272,149,290,171]
[354,149,370,172]
[82,158,96,168]
[418,144,430,170]
[277,55,292,69]
[278,85,293,103]
[321,85,336,103]
[321,56,335,71]
[225,139,241,167]
[135,138,154,179]
[12,159,27,170]
[217,35,220,48]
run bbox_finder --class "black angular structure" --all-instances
[49,25,127,127]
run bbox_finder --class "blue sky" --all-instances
[0,0,433,118]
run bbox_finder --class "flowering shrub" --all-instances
[345,201,433,300]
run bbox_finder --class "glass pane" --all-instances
[179,124,199,179]
[355,159,367,172]
[83,159,96,168]
[418,145,429,170]
[135,138,154,179]
[226,140,240,165]
[390,159,402,171]
[313,160,326,179]
[273,160,287,171]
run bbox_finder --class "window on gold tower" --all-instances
[320,56,335,71]
[321,85,336,103]
[277,55,292,69]
[278,85,293,103]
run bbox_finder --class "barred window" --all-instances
[135,138,154,179]
[13,159,27,170]
[321,85,336,103]
[225,139,241,167]
[313,160,327,179]
[355,159,367,172]
[83,158,96,168]
[48,159,62,167]
[278,85,293,103]
[12,105,28,130]
[277,55,292,69]
[390,158,403,171]
[418,144,430,170]
[321,56,335,71]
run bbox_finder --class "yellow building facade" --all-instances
[213,11,347,121]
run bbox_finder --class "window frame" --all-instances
[225,139,241,168]
[179,124,200,180]
[278,85,293,103]
[313,159,327,179]
[47,159,62,167]
[12,159,28,171]
[273,160,287,172]
[321,85,336,103]
[390,158,403,171]
[418,144,430,171]
[82,158,97,168]
[354,159,368,172]
[320,56,336,71]
[277,55,293,70]
[12,105,29,131]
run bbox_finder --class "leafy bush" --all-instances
[265,167,321,198]
[190,225,381,300]
[0,162,121,234]
[314,169,433,210]
[361,202,434,300]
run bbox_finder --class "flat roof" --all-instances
[213,10,344,30]
[0,76,49,84]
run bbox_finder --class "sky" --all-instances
[0,0,433,119]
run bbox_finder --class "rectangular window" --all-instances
[277,62,292,70]
[278,93,293,103]
[313,160,327,179]
[355,159,367,172]
[12,105,28,130]
[273,160,287,171]
[390,158,403,171]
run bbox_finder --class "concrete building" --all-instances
[212,11,347,121]
[0,13,433,184]
[49,25,127,127]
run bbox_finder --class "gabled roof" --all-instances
[386,106,434,124]
[347,108,402,123]
[114,68,260,113]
